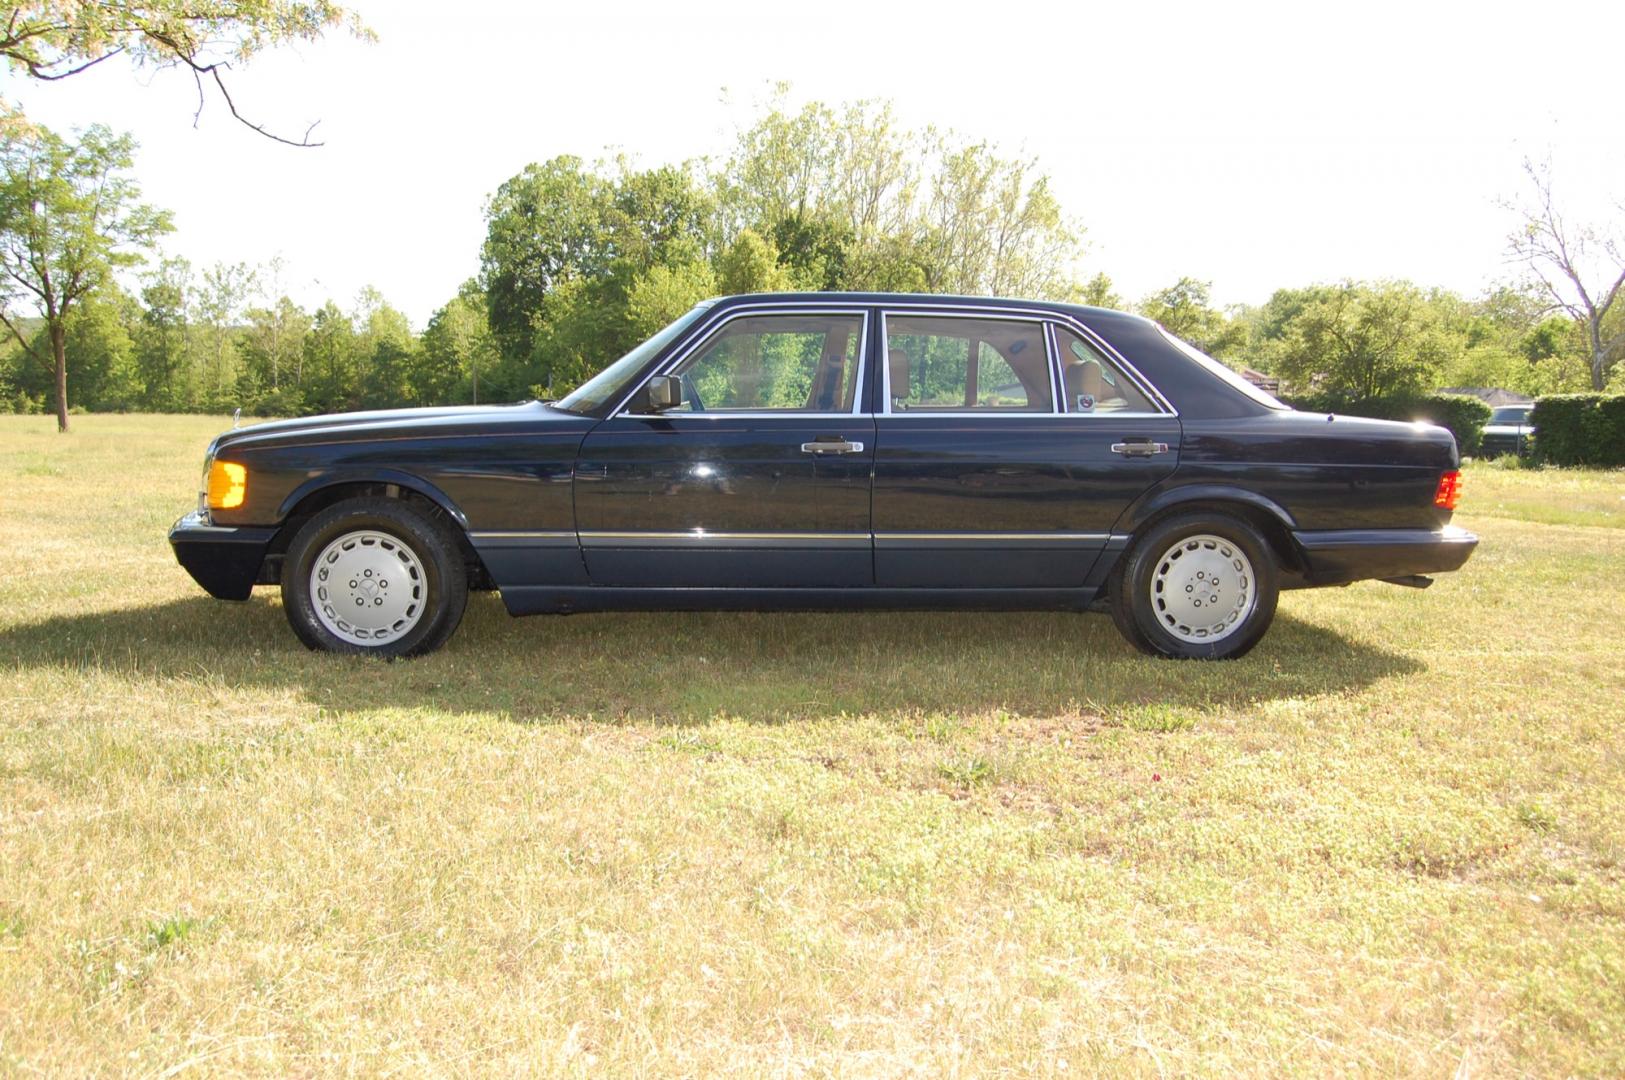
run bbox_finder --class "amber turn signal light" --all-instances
[207,460,247,510]
[1433,469,1462,511]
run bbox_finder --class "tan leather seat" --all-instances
[1064,360,1106,411]
[888,348,910,403]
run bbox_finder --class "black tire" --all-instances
[1109,511,1279,660]
[280,497,468,658]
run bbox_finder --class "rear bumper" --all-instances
[169,510,276,601]
[1292,525,1478,587]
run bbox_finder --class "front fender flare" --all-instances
[275,469,471,529]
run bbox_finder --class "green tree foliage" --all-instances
[1137,278,1246,359]
[476,94,1103,398]
[135,257,191,411]
[417,282,495,405]
[0,122,170,429]
[1251,281,1459,401]
[1,1,370,146]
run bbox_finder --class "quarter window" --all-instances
[1054,326,1158,414]
[665,313,863,413]
[885,316,1052,412]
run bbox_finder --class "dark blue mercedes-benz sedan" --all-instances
[170,293,1477,659]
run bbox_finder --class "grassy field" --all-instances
[1,413,1622,1077]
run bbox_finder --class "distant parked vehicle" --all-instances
[1479,405,1535,459]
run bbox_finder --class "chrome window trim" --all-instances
[617,411,865,422]
[605,296,1176,419]
[1050,319,1170,416]
[879,309,1060,416]
[612,305,869,419]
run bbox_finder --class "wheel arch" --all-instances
[266,473,492,589]
[1114,485,1305,576]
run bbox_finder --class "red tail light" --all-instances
[1434,470,1462,511]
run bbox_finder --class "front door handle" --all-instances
[1111,440,1170,457]
[801,437,865,455]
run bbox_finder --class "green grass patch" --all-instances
[0,413,1622,1076]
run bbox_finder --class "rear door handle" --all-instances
[1111,440,1170,457]
[801,437,865,455]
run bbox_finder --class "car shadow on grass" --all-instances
[0,592,1423,723]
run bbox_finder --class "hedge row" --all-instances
[1528,395,1625,467]
[1283,393,1492,457]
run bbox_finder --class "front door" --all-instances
[574,309,875,587]
[872,312,1180,588]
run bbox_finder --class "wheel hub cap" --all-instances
[310,530,425,645]
[1150,533,1256,644]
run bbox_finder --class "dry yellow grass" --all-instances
[1,414,1622,1076]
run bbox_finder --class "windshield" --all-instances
[1156,326,1289,410]
[553,302,715,414]
[1489,406,1531,424]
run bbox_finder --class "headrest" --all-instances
[1064,360,1106,410]
[888,349,910,397]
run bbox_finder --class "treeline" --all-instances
[2,96,1619,418]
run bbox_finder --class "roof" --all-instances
[1437,387,1534,406]
[710,291,1145,327]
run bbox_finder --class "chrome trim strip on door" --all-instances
[572,530,1117,549]
[874,532,1112,547]
[469,530,577,547]
[579,530,871,549]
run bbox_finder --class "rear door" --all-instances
[871,311,1179,588]
[574,308,875,588]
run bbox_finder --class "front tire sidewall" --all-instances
[1115,514,1279,660]
[282,500,466,658]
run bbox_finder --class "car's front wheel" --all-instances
[1110,511,1279,660]
[281,497,468,658]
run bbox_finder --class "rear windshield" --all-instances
[1156,326,1289,411]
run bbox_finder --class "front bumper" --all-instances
[169,510,277,601]
[1292,525,1478,587]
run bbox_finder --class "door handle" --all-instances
[801,437,865,455]
[1110,440,1170,457]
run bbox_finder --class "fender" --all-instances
[276,468,471,529]
[1114,480,1299,535]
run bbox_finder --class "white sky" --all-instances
[6,0,1623,328]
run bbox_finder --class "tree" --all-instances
[0,122,171,430]
[1506,159,1625,391]
[418,283,495,405]
[194,259,255,406]
[135,256,190,410]
[241,295,310,407]
[1138,277,1246,359]
[1253,281,1453,401]
[1,1,370,147]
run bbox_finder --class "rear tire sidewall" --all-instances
[281,498,467,658]
[1113,512,1279,660]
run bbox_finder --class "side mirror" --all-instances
[645,375,682,412]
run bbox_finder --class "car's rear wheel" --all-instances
[1110,511,1279,660]
[281,497,467,657]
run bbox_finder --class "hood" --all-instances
[210,401,581,453]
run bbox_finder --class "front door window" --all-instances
[668,314,864,413]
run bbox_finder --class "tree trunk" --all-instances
[1589,318,1606,391]
[50,321,69,433]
